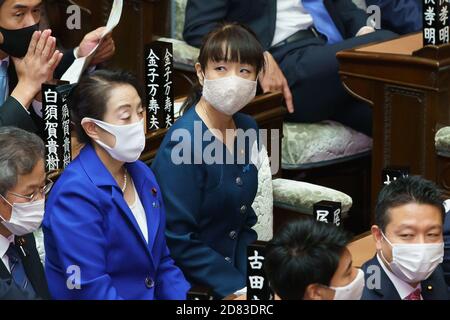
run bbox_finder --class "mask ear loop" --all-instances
[379,230,394,265]
[0,194,12,223]
[0,193,13,208]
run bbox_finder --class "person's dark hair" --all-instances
[0,0,5,8]
[181,22,266,114]
[69,69,143,144]
[375,175,445,232]
[264,219,351,300]
[0,127,44,196]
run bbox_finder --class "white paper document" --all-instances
[61,0,123,84]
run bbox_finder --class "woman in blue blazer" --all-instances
[152,24,266,299]
[43,70,190,300]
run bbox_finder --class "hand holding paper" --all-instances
[61,0,123,84]
[77,27,115,66]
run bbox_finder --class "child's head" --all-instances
[265,219,364,300]
[182,23,265,113]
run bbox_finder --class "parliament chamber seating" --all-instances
[40,0,354,249]
[163,0,373,233]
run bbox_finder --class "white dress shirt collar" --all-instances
[376,254,422,300]
[0,232,15,269]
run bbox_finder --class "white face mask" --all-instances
[82,118,146,163]
[380,231,444,283]
[0,195,45,236]
[202,74,257,115]
[330,268,365,300]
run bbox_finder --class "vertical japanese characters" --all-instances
[247,244,273,300]
[145,41,175,131]
[423,0,450,45]
[42,84,72,172]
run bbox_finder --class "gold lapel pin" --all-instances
[151,187,157,196]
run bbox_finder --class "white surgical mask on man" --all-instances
[82,118,146,163]
[0,195,45,236]
[202,74,257,115]
[380,231,444,283]
[330,268,365,300]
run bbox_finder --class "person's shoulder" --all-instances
[169,106,200,132]
[235,112,258,131]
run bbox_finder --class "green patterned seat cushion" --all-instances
[436,127,450,157]
[282,121,372,169]
[272,178,352,217]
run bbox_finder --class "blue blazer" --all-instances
[365,0,421,34]
[361,255,449,300]
[43,144,190,300]
[151,107,259,299]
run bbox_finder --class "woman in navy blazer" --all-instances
[43,70,190,300]
[152,24,266,299]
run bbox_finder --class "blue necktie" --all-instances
[6,244,36,298]
[0,60,8,106]
[302,0,343,44]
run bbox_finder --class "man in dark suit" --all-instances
[183,0,397,136]
[362,176,449,300]
[444,201,450,293]
[0,0,115,134]
[366,0,421,34]
[0,127,50,300]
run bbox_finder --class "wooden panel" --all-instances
[337,37,450,223]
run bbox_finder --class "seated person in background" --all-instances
[0,126,51,300]
[264,219,364,300]
[362,176,449,300]
[0,0,115,133]
[443,200,450,293]
[365,0,421,34]
[184,0,398,136]
[43,70,190,300]
[152,23,264,299]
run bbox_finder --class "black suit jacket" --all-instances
[0,233,50,300]
[361,255,450,300]
[0,49,75,134]
[184,0,368,49]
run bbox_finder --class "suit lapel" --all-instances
[80,145,156,268]
[0,259,10,279]
[367,256,402,300]
[15,235,42,298]
[127,163,160,252]
[111,187,154,262]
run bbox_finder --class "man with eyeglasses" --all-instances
[0,126,51,299]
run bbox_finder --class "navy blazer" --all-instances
[365,0,421,34]
[443,210,450,293]
[361,255,449,300]
[43,144,190,300]
[184,0,368,49]
[0,233,50,300]
[151,107,259,299]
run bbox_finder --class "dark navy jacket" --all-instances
[361,255,449,300]
[152,107,259,299]
[184,0,368,50]
[366,0,421,34]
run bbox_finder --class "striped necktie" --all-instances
[302,0,343,44]
[0,60,8,106]
[6,243,36,298]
